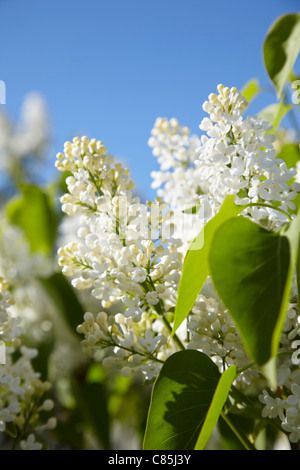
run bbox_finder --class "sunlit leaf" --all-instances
[194,365,237,450]
[143,350,220,450]
[209,216,292,387]
[263,13,300,97]
[277,143,300,169]
[241,79,261,103]
[258,96,293,132]
[5,183,58,255]
[172,196,245,337]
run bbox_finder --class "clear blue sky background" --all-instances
[1,0,300,200]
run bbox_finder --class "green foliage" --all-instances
[143,350,221,450]
[283,209,300,316]
[172,196,245,337]
[218,413,257,450]
[194,365,237,450]
[1,9,300,452]
[241,78,261,103]
[5,183,58,255]
[208,216,295,385]
[277,143,300,169]
[72,371,111,449]
[39,272,85,333]
[264,13,300,97]
[258,96,293,132]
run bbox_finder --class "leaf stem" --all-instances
[144,277,186,351]
[220,411,255,450]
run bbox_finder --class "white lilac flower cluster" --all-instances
[149,118,202,209]
[258,280,300,444]
[56,137,184,380]
[0,277,56,450]
[150,85,300,228]
[56,86,300,443]
[0,218,56,344]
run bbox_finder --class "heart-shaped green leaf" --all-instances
[143,350,220,450]
[263,13,300,98]
[209,216,292,385]
[172,196,245,337]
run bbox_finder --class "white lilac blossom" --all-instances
[0,217,88,381]
[149,118,202,209]
[56,86,300,444]
[56,136,184,379]
[196,84,298,229]
[0,277,55,449]
[0,218,55,341]
[150,85,299,228]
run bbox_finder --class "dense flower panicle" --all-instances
[150,85,300,228]
[149,118,202,209]
[257,291,300,443]
[76,311,175,381]
[56,136,186,377]
[196,86,299,227]
[0,278,55,449]
[57,86,300,444]
[56,137,185,304]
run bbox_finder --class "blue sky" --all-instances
[1,0,300,200]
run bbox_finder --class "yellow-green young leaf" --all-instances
[277,143,300,169]
[241,79,260,103]
[209,216,292,388]
[143,350,220,450]
[264,13,300,98]
[194,365,237,450]
[258,96,293,132]
[5,183,58,255]
[172,196,245,337]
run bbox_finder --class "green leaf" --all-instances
[297,241,300,314]
[5,422,18,439]
[194,365,237,450]
[277,143,300,169]
[282,208,300,322]
[218,413,255,450]
[263,13,300,98]
[143,350,220,450]
[31,336,55,382]
[172,196,245,337]
[72,379,111,449]
[208,216,292,387]
[5,183,58,255]
[39,272,85,333]
[241,79,261,103]
[258,96,293,132]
